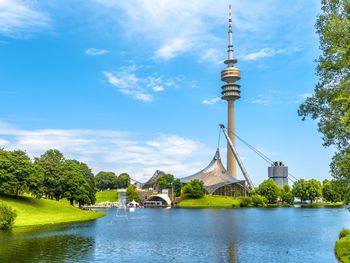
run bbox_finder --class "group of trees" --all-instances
[0,149,97,206]
[0,148,138,206]
[252,178,349,205]
[95,171,130,191]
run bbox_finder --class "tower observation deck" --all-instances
[221,5,240,177]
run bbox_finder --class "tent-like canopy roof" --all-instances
[180,149,245,194]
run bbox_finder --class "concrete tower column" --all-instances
[221,4,240,178]
[227,100,237,177]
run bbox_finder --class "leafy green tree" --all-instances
[257,179,279,204]
[0,149,40,197]
[280,184,295,205]
[35,149,66,200]
[182,179,204,199]
[251,194,267,207]
[0,203,17,230]
[173,178,182,197]
[62,160,94,206]
[76,161,96,205]
[298,0,350,184]
[156,174,174,190]
[116,173,131,189]
[305,179,322,203]
[292,179,308,202]
[95,171,117,190]
[322,179,349,202]
[126,185,140,202]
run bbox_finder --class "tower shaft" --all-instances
[221,4,240,178]
[227,101,236,177]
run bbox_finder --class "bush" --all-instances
[183,179,205,199]
[0,203,17,230]
[335,229,350,263]
[251,194,267,207]
[339,229,350,239]
[237,196,252,207]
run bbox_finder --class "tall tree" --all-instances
[95,171,117,190]
[298,0,350,184]
[62,160,91,206]
[292,179,308,202]
[116,173,131,189]
[35,149,66,200]
[156,174,174,191]
[0,149,40,197]
[257,179,279,204]
[323,179,349,202]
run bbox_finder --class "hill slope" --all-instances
[0,194,105,228]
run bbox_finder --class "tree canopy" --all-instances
[182,179,204,199]
[298,0,350,184]
[257,179,279,204]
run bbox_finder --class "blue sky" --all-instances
[0,0,333,184]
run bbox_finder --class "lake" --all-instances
[0,207,349,262]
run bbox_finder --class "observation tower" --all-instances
[221,5,241,178]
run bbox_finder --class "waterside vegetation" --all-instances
[335,229,350,263]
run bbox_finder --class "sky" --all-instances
[0,0,334,184]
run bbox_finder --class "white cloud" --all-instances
[155,37,192,60]
[200,48,223,64]
[85,48,109,56]
[251,98,271,106]
[0,0,50,37]
[103,65,178,102]
[92,0,314,61]
[0,121,208,181]
[241,48,285,61]
[203,97,220,105]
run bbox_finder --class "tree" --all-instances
[0,149,40,197]
[75,161,96,205]
[182,179,204,199]
[126,185,140,202]
[298,0,350,184]
[305,179,322,203]
[257,179,279,204]
[95,171,117,190]
[115,173,131,189]
[156,174,174,190]
[280,185,294,205]
[292,179,308,203]
[35,149,66,200]
[322,179,349,202]
[173,178,182,197]
[62,160,91,206]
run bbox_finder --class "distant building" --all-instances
[268,162,288,187]
[180,149,246,197]
[142,170,165,190]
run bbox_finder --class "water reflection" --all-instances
[0,231,94,263]
[0,208,349,262]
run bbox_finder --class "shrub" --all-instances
[237,196,252,207]
[339,229,350,239]
[335,230,350,263]
[183,179,204,199]
[0,203,17,230]
[251,194,267,207]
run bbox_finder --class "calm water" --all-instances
[0,207,349,263]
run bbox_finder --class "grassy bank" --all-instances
[335,229,350,263]
[178,195,241,208]
[0,194,105,228]
[96,190,118,202]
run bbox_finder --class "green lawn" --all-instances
[0,194,105,228]
[178,195,241,208]
[96,190,118,202]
